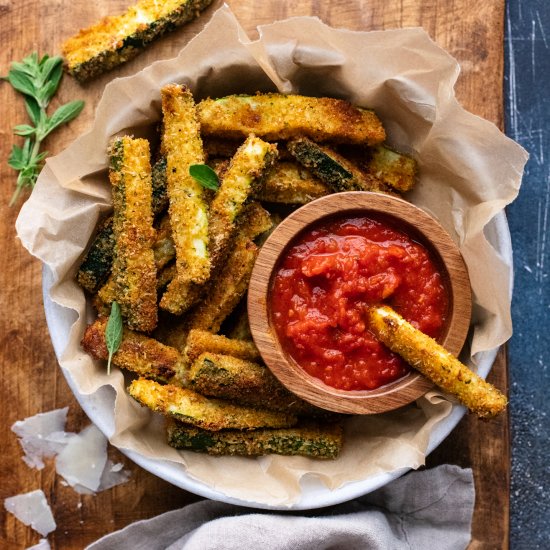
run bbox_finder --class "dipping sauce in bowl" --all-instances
[248,191,471,414]
[270,214,449,391]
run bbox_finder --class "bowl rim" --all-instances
[247,191,472,414]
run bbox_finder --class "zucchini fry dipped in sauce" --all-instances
[109,137,157,333]
[287,137,388,193]
[366,305,507,418]
[62,0,214,81]
[197,94,386,145]
[160,84,210,315]
[81,317,185,384]
[208,134,277,268]
[129,378,297,430]
[167,419,344,458]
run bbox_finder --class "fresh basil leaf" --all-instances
[105,301,123,375]
[45,100,85,136]
[189,164,219,191]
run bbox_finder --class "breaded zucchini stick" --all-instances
[254,161,330,204]
[62,0,214,81]
[167,419,344,458]
[366,305,507,418]
[237,201,274,241]
[185,331,261,363]
[197,94,386,145]
[160,84,210,315]
[110,137,157,333]
[208,135,277,268]
[287,137,388,193]
[94,214,175,316]
[364,145,417,192]
[76,216,116,293]
[76,155,168,294]
[129,378,297,430]
[189,352,323,415]
[187,234,258,333]
[81,318,185,384]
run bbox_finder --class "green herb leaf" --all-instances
[189,164,219,191]
[6,52,84,206]
[105,301,123,375]
[8,70,35,97]
[24,96,41,125]
[45,100,85,136]
[14,124,36,137]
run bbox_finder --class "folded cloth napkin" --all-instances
[86,465,474,550]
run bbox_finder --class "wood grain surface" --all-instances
[0,1,508,548]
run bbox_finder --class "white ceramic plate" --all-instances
[42,211,512,511]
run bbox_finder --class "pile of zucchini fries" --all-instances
[79,88,417,458]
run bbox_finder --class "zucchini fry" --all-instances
[81,318,185,384]
[62,0,214,81]
[287,137,388,193]
[254,161,330,204]
[77,216,116,293]
[187,234,258,333]
[129,378,297,430]
[197,94,386,145]
[363,145,417,192]
[189,352,323,415]
[110,136,157,333]
[185,331,261,363]
[76,156,169,295]
[167,419,344,458]
[366,305,507,418]
[238,201,273,241]
[208,135,277,268]
[160,84,210,315]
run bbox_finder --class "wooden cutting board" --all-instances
[0,1,508,548]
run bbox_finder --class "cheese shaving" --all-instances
[4,490,56,537]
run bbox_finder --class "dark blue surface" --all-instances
[505,2,550,548]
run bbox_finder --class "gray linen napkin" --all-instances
[86,465,474,550]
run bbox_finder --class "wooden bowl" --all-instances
[247,192,472,414]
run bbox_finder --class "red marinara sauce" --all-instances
[271,215,449,391]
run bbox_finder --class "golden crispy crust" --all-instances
[129,378,297,430]
[160,84,210,315]
[167,419,344,458]
[81,318,185,383]
[366,305,507,418]
[110,137,157,333]
[187,235,258,334]
[62,0,214,81]
[208,135,277,269]
[197,94,386,145]
[189,352,325,415]
[185,331,261,363]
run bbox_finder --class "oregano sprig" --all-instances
[4,53,85,206]
[105,301,123,376]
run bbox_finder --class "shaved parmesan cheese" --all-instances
[27,538,51,550]
[12,408,131,495]
[11,408,74,469]
[98,460,131,491]
[55,424,107,493]
[4,490,56,537]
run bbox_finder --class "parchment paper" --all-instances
[16,5,528,506]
